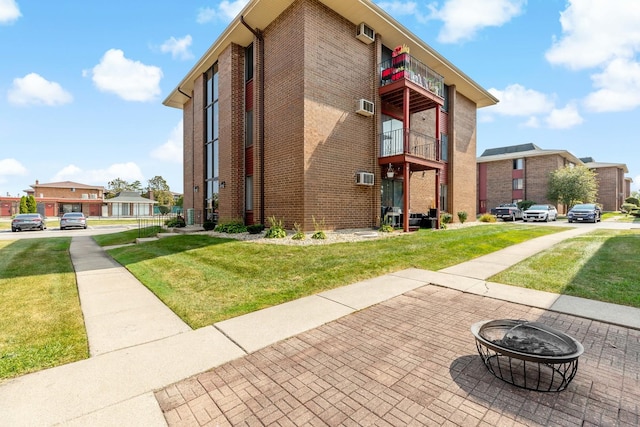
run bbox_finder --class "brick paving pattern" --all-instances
[155,285,640,426]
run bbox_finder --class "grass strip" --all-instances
[0,238,88,381]
[108,224,563,328]
[490,229,640,307]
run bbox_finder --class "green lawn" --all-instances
[490,229,640,307]
[0,239,88,381]
[107,224,564,328]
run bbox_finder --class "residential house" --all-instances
[0,180,105,217]
[580,158,629,211]
[164,0,497,231]
[105,191,157,217]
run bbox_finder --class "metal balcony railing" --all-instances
[380,55,444,98]
[379,128,440,161]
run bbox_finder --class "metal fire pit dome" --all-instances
[471,319,584,392]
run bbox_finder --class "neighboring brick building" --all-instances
[164,0,497,231]
[0,180,105,218]
[580,158,629,211]
[477,144,631,214]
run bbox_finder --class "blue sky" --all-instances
[1,0,639,198]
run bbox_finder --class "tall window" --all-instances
[440,184,448,212]
[512,178,523,190]
[441,84,449,112]
[205,63,219,218]
[440,133,448,161]
[513,158,523,170]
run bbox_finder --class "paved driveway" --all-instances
[156,285,640,426]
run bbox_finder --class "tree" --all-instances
[26,195,37,213]
[19,196,28,213]
[106,178,143,198]
[547,166,598,208]
[147,176,173,207]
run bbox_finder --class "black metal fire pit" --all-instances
[471,319,584,392]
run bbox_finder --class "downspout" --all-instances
[241,16,265,225]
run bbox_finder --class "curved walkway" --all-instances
[0,222,638,426]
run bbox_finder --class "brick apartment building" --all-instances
[164,0,497,231]
[580,158,629,211]
[0,180,105,218]
[477,144,631,213]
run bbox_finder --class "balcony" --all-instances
[379,55,444,113]
[379,128,441,165]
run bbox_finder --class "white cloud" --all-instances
[151,120,183,163]
[0,0,21,24]
[160,35,193,60]
[197,0,248,23]
[7,73,73,106]
[545,0,640,70]
[430,0,526,43]
[545,103,584,129]
[0,158,28,178]
[583,58,640,112]
[90,49,162,102]
[52,162,145,185]
[377,1,425,20]
[523,116,540,128]
[487,84,554,116]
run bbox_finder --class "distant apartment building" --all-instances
[477,144,631,213]
[164,0,497,231]
[580,158,629,211]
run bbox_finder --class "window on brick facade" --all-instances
[440,184,448,212]
[245,176,253,211]
[441,84,449,112]
[245,110,253,147]
[513,178,523,190]
[513,158,523,170]
[440,133,448,161]
[245,44,254,82]
[205,63,219,217]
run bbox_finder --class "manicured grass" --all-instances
[0,238,88,381]
[490,229,640,308]
[108,224,565,328]
[93,226,163,246]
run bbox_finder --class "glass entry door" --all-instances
[381,178,403,226]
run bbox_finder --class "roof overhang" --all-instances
[477,149,584,166]
[163,0,498,109]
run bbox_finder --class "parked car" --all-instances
[567,203,602,223]
[522,204,558,222]
[60,212,87,230]
[11,213,47,232]
[491,203,522,221]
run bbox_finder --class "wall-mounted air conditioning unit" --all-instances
[356,172,375,186]
[356,22,375,44]
[356,99,374,116]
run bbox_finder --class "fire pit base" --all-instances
[471,320,584,392]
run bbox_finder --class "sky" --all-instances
[1,0,639,198]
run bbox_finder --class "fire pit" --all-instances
[471,319,584,392]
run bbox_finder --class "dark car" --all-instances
[567,203,601,223]
[60,212,87,230]
[11,213,47,232]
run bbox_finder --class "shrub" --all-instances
[311,216,326,240]
[621,203,637,214]
[203,221,216,231]
[157,205,170,215]
[630,208,640,217]
[479,213,497,223]
[247,224,265,234]
[165,216,186,228]
[214,221,246,233]
[265,216,286,239]
[517,200,536,211]
[625,197,640,206]
[292,222,305,240]
[457,211,468,224]
[440,212,453,229]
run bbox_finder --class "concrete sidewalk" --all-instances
[0,225,638,426]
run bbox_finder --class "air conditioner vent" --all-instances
[356,172,375,186]
[356,22,375,44]
[356,99,374,116]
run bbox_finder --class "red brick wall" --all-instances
[182,97,194,212]
[482,159,513,210]
[594,166,623,211]
[524,155,564,207]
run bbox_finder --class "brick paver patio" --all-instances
[155,285,640,426]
